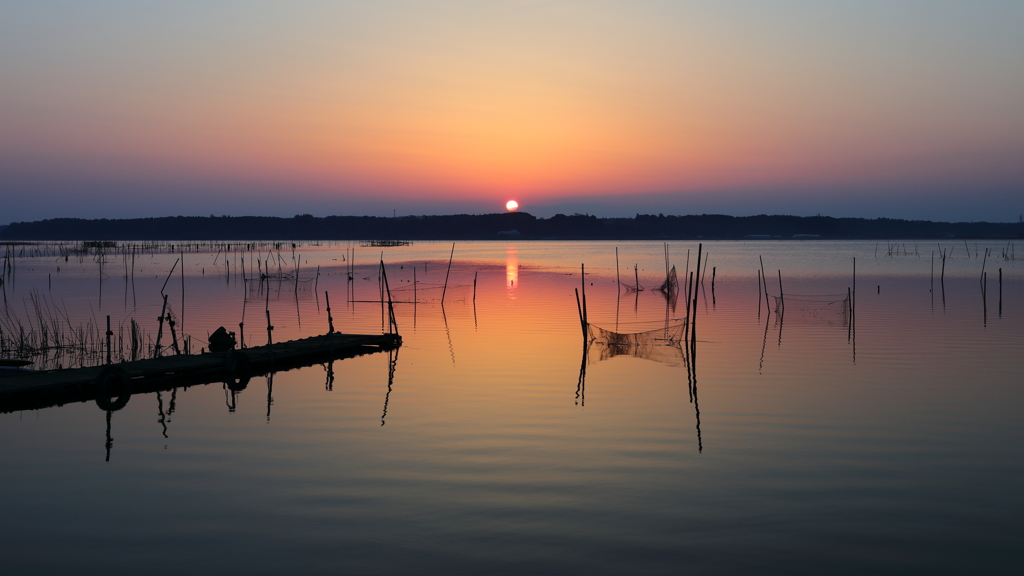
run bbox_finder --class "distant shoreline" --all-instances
[1,213,1022,241]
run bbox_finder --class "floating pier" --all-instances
[0,331,401,413]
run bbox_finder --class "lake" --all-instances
[1,240,1021,574]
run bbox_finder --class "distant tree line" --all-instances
[1,212,1022,241]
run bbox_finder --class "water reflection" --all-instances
[381,348,398,426]
[265,373,274,421]
[441,306,455,366]
[104,409,113,462]
[157,391,168,437]
[574,342,586,407]
[758,288,858,369]
[686,319,702,453]
[579,306,701,451]
[324,359,335,391]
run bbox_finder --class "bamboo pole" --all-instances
[580,264,588,327]
[686,271,694,337]
[692,243,702,327]
[441,243,455,305]
[154,294,168,358]
[325,291,334,334]
[980,247,989,285]
[180,249,185,330]
[380,259,398,333]
[777,270,784,314]
[759,255,770,313]
[575,288,586,341]
[615,247,620,293]
[106,315,112,365]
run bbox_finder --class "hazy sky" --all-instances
[2,1,1023,223]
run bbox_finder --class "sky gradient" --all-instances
[2,1,1023,223]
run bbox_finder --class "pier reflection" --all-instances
[1,340,400,460]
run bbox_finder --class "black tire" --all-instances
[95,365,132,411]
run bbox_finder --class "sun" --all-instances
[505,200,519,211]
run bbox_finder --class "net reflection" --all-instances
[577,295,702,452]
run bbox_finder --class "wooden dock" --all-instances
[0,331,401,413]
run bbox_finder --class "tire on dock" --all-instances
[224,351,252,391]
[94,365,132,411]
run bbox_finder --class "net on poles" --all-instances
[586,322,686,367]
[772,293,850,326]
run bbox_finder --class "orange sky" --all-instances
[2,2,1023,221]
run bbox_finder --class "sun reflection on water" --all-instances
[506,246,518,298]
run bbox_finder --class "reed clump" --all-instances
[0,290,155,370]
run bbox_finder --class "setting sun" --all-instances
[506,200,519,211]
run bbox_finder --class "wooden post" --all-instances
[575,288,586,340]
[325,291,334,334]
[180,249,185,330]
[686,270,693,319]
[615,247,620,293]
[777,270,784,314]
[441,242,455,305]
[711,266,716,304]
[154,294,168,358]
[693,243,702,327]
[983,272,988,324]
[473,271,478,302]
[380,259,398,333]
[106,315,112,365]
[980,247,989,285]
[169,315,180,355]
[580,264,588,327]
[663,243,670,279]
[999,268,1002,316]
[759,255,770,313]
[847,284,856,338]
[687,271,694,337]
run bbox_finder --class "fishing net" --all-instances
[620,280,644,293]
[587,322,687,367]
[657,265,678,294]
[772,293,850,326]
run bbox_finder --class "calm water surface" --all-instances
[1,240,1021,574]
